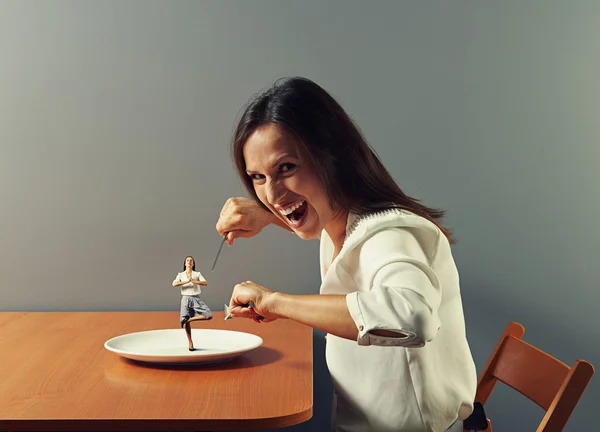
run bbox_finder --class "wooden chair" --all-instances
[464,322,594,432]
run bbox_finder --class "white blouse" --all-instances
[320,209,477,432]
[173,270,206,296]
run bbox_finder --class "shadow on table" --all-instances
[122,345,283,371]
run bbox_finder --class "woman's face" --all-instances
[185,257,194,269]
[243,124,341,240]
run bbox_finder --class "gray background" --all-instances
[1,1,598,431]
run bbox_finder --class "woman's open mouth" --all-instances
[278,200,308,229]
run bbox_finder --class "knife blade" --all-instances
[211,235,227,272]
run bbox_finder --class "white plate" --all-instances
[104,329,263,364]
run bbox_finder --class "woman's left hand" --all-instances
[229,281,279,323]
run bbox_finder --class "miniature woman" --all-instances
[172,255,212,350]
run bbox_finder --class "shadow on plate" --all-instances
[120,345,283,371]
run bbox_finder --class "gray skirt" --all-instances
[180,295,212,320]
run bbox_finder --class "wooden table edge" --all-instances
[0,406,313,431]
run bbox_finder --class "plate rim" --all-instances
[104,328,263,358]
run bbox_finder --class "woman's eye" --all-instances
[250,174,264,181]
[280,163,296,173]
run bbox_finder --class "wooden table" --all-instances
[0,311,313,431]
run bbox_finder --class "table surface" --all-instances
[0,311,313,431]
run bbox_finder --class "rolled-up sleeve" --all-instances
[345,227,442,347]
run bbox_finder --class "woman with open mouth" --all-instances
[217,77,476,432]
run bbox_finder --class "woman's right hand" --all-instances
[216,197,276,245]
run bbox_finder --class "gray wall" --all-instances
[1,1,598,431]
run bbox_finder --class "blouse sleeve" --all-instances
[173,272,181,284]
[345,226,443,348]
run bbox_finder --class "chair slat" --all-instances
[491,336,570,409]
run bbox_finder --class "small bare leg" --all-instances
[187,314,212,324]
[184,322,194,351]
[182,315,212,351]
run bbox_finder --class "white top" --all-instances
[173,270,206,296]
[320,209,477,432]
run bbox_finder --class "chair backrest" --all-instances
[474,322,594,432]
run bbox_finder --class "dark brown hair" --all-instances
[232,77,454,243]
[182,256,195,271]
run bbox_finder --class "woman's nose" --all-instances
[266,179,285,204]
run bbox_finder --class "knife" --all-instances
[211,235,227,272]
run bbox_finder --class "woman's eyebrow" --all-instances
[271,153,297,168]
[246,153,298,174]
